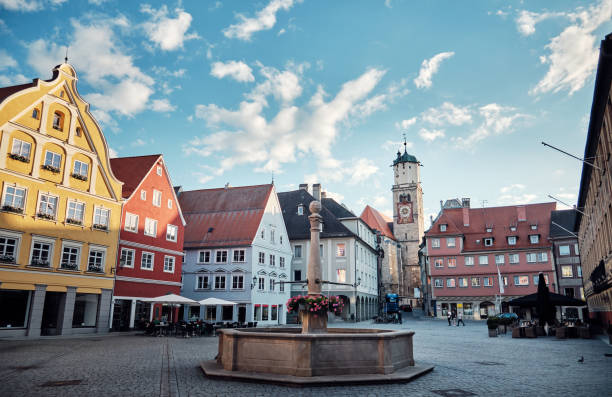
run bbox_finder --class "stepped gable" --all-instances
[179,184,273,248]
[360,205,395,240]
[110,155,161,198]
[278,189,355,240]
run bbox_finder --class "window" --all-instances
[167,199,172,209]
[269,254,276,266]
[483,276,493,287]
[526,253,537,263]
[446,278,456,288]
[198,251,211,263]
[72,293,98,328]
[320,244,324,258]
[0,289,30,328]
[269,278,275,291]
[514,275,529,286]
[0,235,18,264]
[446,237,455,247]
[163,256,175,273]
[509,253,519,264]
[297,205,304,215]
[232,275,244,289]
[153,190,161,207]
[166,225,178,242]
[76,127,81,136]
[537,252,548,262]
[262,305,269,321]
[32,108,39,119]
[73,160,88,178]
[447,257,456,268]
[530,224,537,230]
[124,213,138,233]
[2,185,26,212]
[458,277,468,287]
[440,224,447,232]
[144,218,157,237]
[270,229,275,244]
[119,248,134,267]
[337,269,346,283]
[559,245,570,255]
[478,255,488,265]
[464,256,474,266]
[214,275,226,289]
[484,238,493,246]
[507,236,517,245]
[495,254,505,265]
[279,279,285,292]
[502,276,508,286]
[30,240,52,267]
[61,244,80,270]
[230,249,245,262]
[258,252,265,264]
[11,138,31,160]
[577,265,582,277]
[574,243,579,255]
[529,235,539,244]
[337,243,346,257]
[258,277,265,290]
[140,190,146,200]
[279,257,285,268]
[431,238,440,248]
[260,229,265,239]
[471,277,480,287]
[66,201,85,224]
[215,250,228,263]
[533,274,550,285]
[52,111,64,130]
[37,194,58,219]
[197,275,210,289]
[156,166,162,176]
[280,236,283,244]
[510,226,517,231]
[87,249,105,272]
[93,207,110,230]
[434,258,443,268]
[562,265,573,278]
[294,270,301,281]
[486,227,493,233]
[271,305,278,321]
[44,151,62,171]
[141,252,154,270]
[434,278,443,288]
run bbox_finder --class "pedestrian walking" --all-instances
[457,311,465,326]
[452,310,457,326]
[398,310,403,324]
[447,310,452,326]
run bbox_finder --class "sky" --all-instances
[1,0,611,228]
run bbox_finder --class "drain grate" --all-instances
[41,380,83,387]
[474,361,505,366]
[432,389,476,397]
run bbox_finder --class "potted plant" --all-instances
[487,316,498,337]
[8,153,28,162]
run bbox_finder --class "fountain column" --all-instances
[302,201,327,334]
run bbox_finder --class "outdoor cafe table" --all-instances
[155,324,169,336]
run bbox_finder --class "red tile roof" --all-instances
[427,202,557,252]
[179,184,273,248]
[0,81,37,104]
[360,205,395,240]
[110,155,161,198]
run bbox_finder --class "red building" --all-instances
[426,201,556,320]
[109,155,185,330]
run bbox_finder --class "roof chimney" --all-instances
[440,200,443,210]
[312,183,321,201]
[462,198,470,208]
[321,191,327,199]
[224,183,231,189]
[462,207,470,227]
[517,206,527,222]
[299,183,308,191]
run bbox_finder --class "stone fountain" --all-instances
[201,201,433,385]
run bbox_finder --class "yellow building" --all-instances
[0,63,123,337]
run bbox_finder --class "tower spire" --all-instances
[64,46,69,63]
[403,132,407,153]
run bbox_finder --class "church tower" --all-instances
[391,141,424,306]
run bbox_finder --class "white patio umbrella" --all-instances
[144,294,198,323]
[198,298,238,323]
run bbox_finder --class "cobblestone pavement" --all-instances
[1,319,610,397]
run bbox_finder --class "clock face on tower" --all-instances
[397,202,413,224]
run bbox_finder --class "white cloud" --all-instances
[500,183,526,193]
[141,5,199,51]
[347,158,379,184]
[418,128,445,142]
[0,73,29,85]
[421,102,472,126]
[0,50,17,70]
[0,0,41,11]
[277,28,286,36]
[132,138,147,147]
[384,0,392,9]
[150,98,176,112]
[529,0,612,96]
[89,0,110,4]
[223,0,300,41]
[210,60,254,83]
[325,190,345,202]
[382,140,413,151]
[247,62,306,104]
[453,103,529,148]
[497,183,537,205]
[515,10,566,36]
[414,51,454,89]
[395,117,416,130]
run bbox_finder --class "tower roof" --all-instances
[393,139,418,165]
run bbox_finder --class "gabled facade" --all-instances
[179,184,291,325]
[426,201,556,320]
[0,64,123,336]
[279,184,379,322]
[109,155,185,329]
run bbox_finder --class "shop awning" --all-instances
[507,292,586,307]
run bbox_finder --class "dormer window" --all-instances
[440,224,447,232]
[529,235,539,244]
[486,227,492,233]
[297,204,304,215]
[52,111,64,130]
[157,166,162,176]
[530,224,537,230]
[507,236,517,245]
[510,226,517,231]
[484,238,494,247]
[32,108,39,119]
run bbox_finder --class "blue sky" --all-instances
[1,0,611,226]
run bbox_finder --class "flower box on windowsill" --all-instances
[71,173,88,181]
[0,255,16,264]
[8,153,29,163]
[66,218,83,226]
[29,260,50,268]
[36,212,55,221]
[41,164,60,173]
[87,265,104,273]
[2,205,23,214]
[60,263,79,271]
[93,224,108,231]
